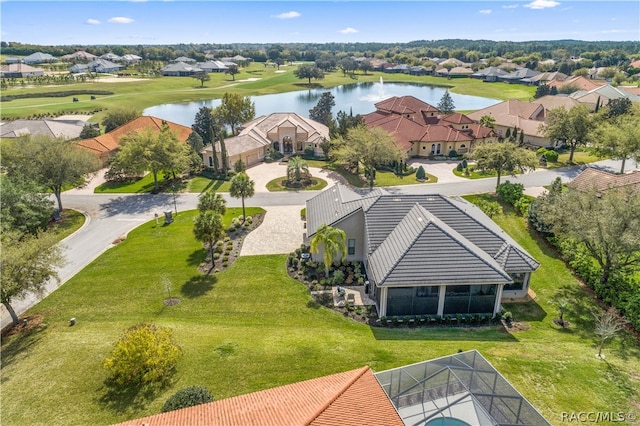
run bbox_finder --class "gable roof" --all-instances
[76,116,192,159]
[60,50,98,61]
[112,367,404,426]
[367,204,513,286]
[568,168,640,193]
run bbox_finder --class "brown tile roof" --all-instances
[76,116,192,161]
[568,168,640,193]
[374,95,439,125]
[112,367,403,426]
[547,75,606,92]
[440,113,474,125]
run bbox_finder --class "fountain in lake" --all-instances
[360,76,389,102]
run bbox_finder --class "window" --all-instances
[505,273,526,291]
[208,156,213,167]
[436,144,441,154]
[348,239,356,255]
[431,144,436,154]
[422,146,426,150]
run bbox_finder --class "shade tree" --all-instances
[540,105,594,163]
[470,141,538,190]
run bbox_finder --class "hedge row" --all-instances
[1,90,113,102]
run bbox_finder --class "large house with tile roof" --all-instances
[306,185,539,318]
[568,168,640,194]
[363,96,496,157]
[201,112,329,170]
[0,63,45,78]
[467,96,581,148]
[112,350,550,426]
[76,116,192,163]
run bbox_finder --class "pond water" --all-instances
[143,80,501,128]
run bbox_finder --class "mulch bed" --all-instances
[2,314,46,337]
[198,213,265,275]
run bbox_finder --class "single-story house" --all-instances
[100,53,122,62]
[470,66,509,82]
[363,96,496,157]
[198,60,229,72]
[121,54,142,64]
[201,112,329,170]
[76,116,192,164]
[22,52,57,64]
[161,62,203,76]
[0,63,45,78]
[306,185,540,318]
[0,118,93,139]
[172,56,196,63]
[466,96,580,148]
[111,350,550,426]
[522,71,568,86]
[547,75,606,93]
[71,59,122,74]
[447,66,474,78]
[60,51,98,62]
[498,68,541,84]
[568,168,640,194]
[569,83,640,109]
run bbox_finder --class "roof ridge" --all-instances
[303,366,371,425]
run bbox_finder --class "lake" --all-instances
[143,81,501,128]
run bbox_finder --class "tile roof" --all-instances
[76,116,192,159]
[0,119,89,139]
[568,168,640,193]
[112,367,404,426]
[547,75,606,92]
[0,63,45,74]
[307,186,539,274]
[367,204,513,286]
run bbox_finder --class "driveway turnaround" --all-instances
[240,205,305,256]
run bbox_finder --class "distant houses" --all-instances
[0,63,45,78]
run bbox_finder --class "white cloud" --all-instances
[273,11,300,19]
[479,9,492,15]
[108,17,135,24]
[502,4,519,9]
[86,19,100,25]
[524,0,560,10]
[338,27,358,34]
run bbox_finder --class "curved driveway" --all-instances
[1,158,633,329]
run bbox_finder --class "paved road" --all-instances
[1,158,632,329]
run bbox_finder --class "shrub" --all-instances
[213,252,220,260]
[332,270,345,285]
[513,197,532,216]
[380,316,388,326]
[544,150,559,162]
[501,311,513,322]
[162,386,214,413]
[416,165,427,180]
[536,147,548,156]
[303,145,315,159]
[476,200,502,218]
[496,181,524,206]
[103,323,182,388]
[448,149,458,158]
[391,316,400,326]
[461,159,468,169]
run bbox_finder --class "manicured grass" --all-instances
[2,202,638,425]
[265,176,328,192]
[0,63,535,121]
[452,166,522,180]
[48,209,86,242]
[546,149,602,169]
[187,176,231,193]
[374,169,438,186]
[94,173,160,193]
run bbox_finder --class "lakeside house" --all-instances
[363,96,496,157]
[201,112,329,170]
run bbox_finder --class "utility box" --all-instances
[164,211,173,225]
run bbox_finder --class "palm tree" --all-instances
[229,172,255,221]
[198,190,226,214]
[193,211,224,266]
[479,115,496,129]
[287,156,309,182]
[310,224,347,277]
[555,298,569,327]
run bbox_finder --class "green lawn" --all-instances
[1,201,638,425]
[94,173,162,193]
[0,63,535,121]
[546,149,603,169]
[187,176,231,193]
[49,209,86,242]
[374,169,438,186]
[452,166,521,180]
[265,176,328,192]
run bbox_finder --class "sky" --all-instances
[1,0,638,46]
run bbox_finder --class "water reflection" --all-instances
[143,82,500,127]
